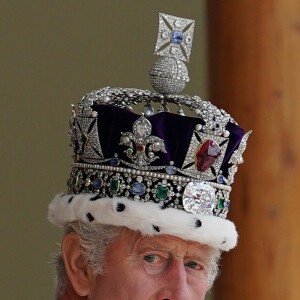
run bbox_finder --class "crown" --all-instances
[49,13,251,251]
[67,14,251,219]
[68,85,251,219]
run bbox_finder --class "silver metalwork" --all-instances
[120,116,167,167]
[181,131,229,180]
[87,87,236,135]
[70,106,104,163]
[226,130,252,184]
[149,13,195,94]
[149,57,189,94]
[154,13,195,62]
[65,13,251,221]
[68,162,231,218]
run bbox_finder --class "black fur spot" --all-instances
[86,212,94,222]
[152,225,160,232]
[195,219,202,228]
[116,203,125,212]
[160,204,170,210]
[90,195,101,201]
[68,196,74,203]
[221,237,227,244]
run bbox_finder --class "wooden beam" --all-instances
[208,1,300,299]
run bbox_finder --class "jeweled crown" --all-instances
[67,13,251,219]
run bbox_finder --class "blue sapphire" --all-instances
[226,201,231,210]
[130,182,145,195]
[171,31,183,44]
[110,158,119,166]
[93,178,103,189]
[217,175,224,184]
[165,165,176,175]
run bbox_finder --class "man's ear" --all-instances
[62,232,93,297]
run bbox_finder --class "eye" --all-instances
[185,261,203,270]
[143,254,163,264]
[142,254,167,275]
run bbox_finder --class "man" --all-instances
[52,223,220,299]
[48,13,250,300]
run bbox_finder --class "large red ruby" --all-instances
[196,140,221,172]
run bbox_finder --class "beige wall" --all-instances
[0,1,209,299]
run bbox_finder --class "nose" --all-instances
[156,260,190,300]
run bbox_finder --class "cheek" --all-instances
[187,274,209,299]
[90,266,159,300]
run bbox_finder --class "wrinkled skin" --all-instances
[61,229,213,300]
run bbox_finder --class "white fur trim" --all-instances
[48,193,238,251]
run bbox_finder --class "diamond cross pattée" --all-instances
[154,13,195,62]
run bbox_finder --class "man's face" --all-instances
[89,229,212,300]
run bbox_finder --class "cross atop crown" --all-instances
[154,13,195,62]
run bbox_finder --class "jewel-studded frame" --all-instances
[72,116,104,163]
[119,116,167,167]
[180,131,229,180]
[67,163,231,218]
[70,87,247,186]
[154,13,195,62]
[67,87,250,219]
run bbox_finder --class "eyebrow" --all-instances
[137,240,211,260]
[138,241,171,253]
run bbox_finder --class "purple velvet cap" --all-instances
[90,104,244,176]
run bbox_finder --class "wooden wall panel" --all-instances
[208,1,300,299]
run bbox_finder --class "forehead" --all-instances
[122,228,212,257]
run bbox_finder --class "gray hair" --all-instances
[52,222,221,298]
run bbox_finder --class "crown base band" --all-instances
[68,163,231,218]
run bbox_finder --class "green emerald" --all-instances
[157,186,168,199]
[110,179,120,194]
[218,198,225,209]
[72,176,79,187]
[81,132,89,145]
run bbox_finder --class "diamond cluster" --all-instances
[120,116,166,166]
[68,165,189,209]
[154,13,195,62]
[149,57,189,94]
[67,85,251,219]
[68,163,231,218]
[150,13,195,94]
[81,87,236,136]
[64,13,252,220]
